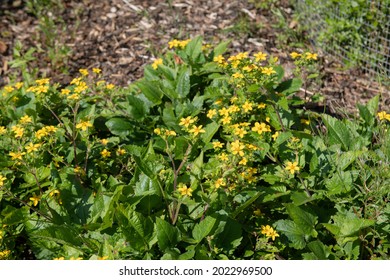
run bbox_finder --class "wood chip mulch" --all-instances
[1,0,389,113]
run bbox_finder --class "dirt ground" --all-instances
[1,0,389,114]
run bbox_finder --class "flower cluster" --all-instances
[168,39,191,49]
[261,225,280,241]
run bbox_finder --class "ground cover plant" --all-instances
[0,36,389,260]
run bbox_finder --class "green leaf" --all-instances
[127,95,147,120]
[212,40,231,57]
[105,118,132,138]
[156,217,181,251]
[176,68,191,98]
[201,122,220,144]
[133,157,157,180]
[185,36,204,63]
[136,80,163,105]
[275,219,306,249]
[231,191,262,218]
[192,216,217,242]
[307,240,330,260]
[276,78,302,96]
[286,204,318,237]
[322,114,351,151]
[325,170,354,195]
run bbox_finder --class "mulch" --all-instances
[1,0,389,113]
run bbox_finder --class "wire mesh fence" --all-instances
[295,0,390,77]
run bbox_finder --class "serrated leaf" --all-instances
[127,95,147,120]
[322,115,351,151]
[192,216,217,241]
[307,240,330,260]
[286,204,318,237]
[275,219,306,249]
[156,217,181,251]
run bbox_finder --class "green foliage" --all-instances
[0,36,389,260]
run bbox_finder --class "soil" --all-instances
[1,0,389,114]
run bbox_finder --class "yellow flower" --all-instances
[212,141,224,149]
[165,130,177,136]
[117,148,126,156]
[213,55,225,64]
[67,93,80,100]
[79,68,89,76]
[49,190,60,197]
[19,115,32,124]
[35,78,50,85]
[15,82,24,89]
[228,105,240,114]
[254,52,267,62]
[242,101,253,113]
[290,52,301,59]
[4,85,14,93]
[101,149,111,158]
[261,67,276,76]
[234,127,247,138]
[377,111,390,121]
[179,116,196,128]
[304,52,318,60]
[231,140,245,156]
[0,175,6,187]
[0,126,6,135]
[106,84,115,90]
[154,128,161,135]
[70,77,82,85]
[214,178,226,189]
[272,131,279,141]
[11,125,24,138]
[189,125,205,136]
[218,153,228,161]
[301,119,310,125]
[32,85,49,95]
[230,96,238,103]
[30,194,40,207]
[177,184,193,196]
[98,256,109,260]
[76,121,93,131]
[100,139,109,145]
[74,81,88,93]
[285,161,300,175]
[25,142,41,153]
[152,58,163,69]
[252,122,271,134]
[232,72,244,79]
[9,151,26,161]
[257,103,266,109]
[61,88,71,95]
[261,225,279,241]
[242,65,253,72]
[92,68,102,74]
[218,107,230,117]
[221,115,232,125]
[239,157,248,165]
[207,109,217,119]
[53,257,65,260]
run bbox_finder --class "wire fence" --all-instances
[295,0,390,77]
